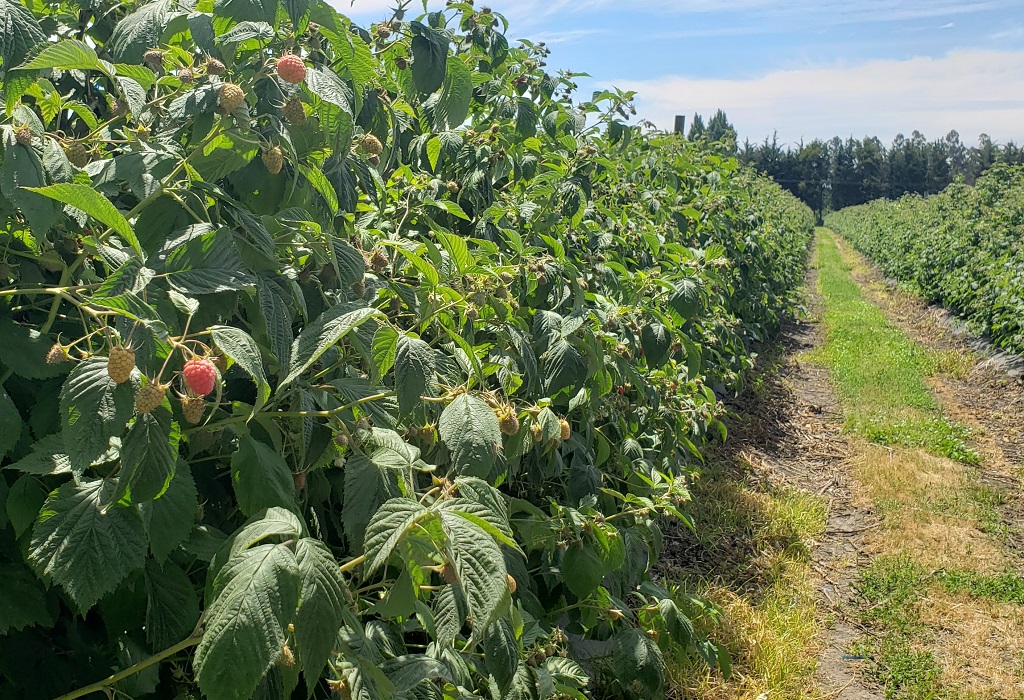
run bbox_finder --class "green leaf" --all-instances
[0,386,22,458]
[0,318,70,380]
[343,454,401,550]
[0,0,46,71]
[108,0,173,63]
[426,136,442,172]
[363,498,429,574]
[294,538,347,679]
[613,628,666,695]
[439,394,503,479]
[28,479,148,612]
[116,406,179,504]
[145,559,201,650]
[409,22,448,95]
[59,357,136,473]
[211,326,271,413]
[640,323,672,368]
[0,563,53,634]
[669,278,703,320]
[434,56,473,130]
[140,462,197,563]
[195,543,301,700]
[281,303,382,387]
[542,338,585,395]
[657,598,694,648]
[299,163,339,215]
[213,0,277,24]
[17,39,101,72]
[371,326,399,378]
[6,475,47,538]
[439,510,508,632]
[395,334,434,415]
[1,142,61,235]
[231,435,296,517]
[23,183,141,256]
[482,619,519,694]
[561,542,604,599]
[329,238,365,287]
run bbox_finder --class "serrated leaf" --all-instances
[115,406,179,504]
[482,619,519,693]
[145,559,200,649]
[59,357,136,472]
[0,0,46,71]
[329,238,365,287]
[23,183,141,256]
[561,542,604,599]
[434,56,472,130]
[140,462,197,563]
[4,433,71,476]
[343,454,400,550]
[281,303,382,387]
[211,326,271,413]
[0,386,22,458]
[1,142,60,235]
[395,334,434,415]
[542,338,585,395]
[0,319,68,380]
[6,475,47,538]
[410,23,448,95]
[669,278,702,320]
[28,479,148,612]
[0,563,54,635]
[439,394,503,479]
[195,543,301,700]
[439,511,508,632]
[613,628,666,695]
[640,323,672,368]
[363,498,429,574]
[231,435,296,517]
[108,0,173,63]
[371,326,399,378]
[426,136,441,172]
[294,538,347,679]
[18,39,101,72]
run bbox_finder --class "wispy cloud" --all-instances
[607,49,1024,145]
[517,29,606,46]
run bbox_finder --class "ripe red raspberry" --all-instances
[262,145,284,174]
[107,346,136,384]
[182,358,218,396]
[282,96,306,124]
[180,396,205,425]
[218,83,245,112]
[276,54,307,84]
[135,381,167,414]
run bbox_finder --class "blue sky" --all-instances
[339,1,1024,148]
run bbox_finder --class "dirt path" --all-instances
[666,229,1024,699]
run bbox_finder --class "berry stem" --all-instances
[53,634,203,700]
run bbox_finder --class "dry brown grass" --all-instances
[850,441,1010,572]
[918,591,1024,698]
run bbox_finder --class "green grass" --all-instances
[809,230,978,464]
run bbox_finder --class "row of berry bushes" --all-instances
[0,0,814,697]
[826,165,1024,354]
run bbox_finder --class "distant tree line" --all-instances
[683,111,1024,220]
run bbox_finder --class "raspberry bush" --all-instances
[0,1,813,699]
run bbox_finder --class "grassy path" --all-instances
[667,228,1024,699]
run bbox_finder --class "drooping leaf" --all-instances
[281,303,382,387]
[640,323,672,368]
[395,334,434,415]
[363,498,429,574]
[28,479,148,612]
[23,183,141,256]
[439,510,508,633]
[1,142,60,235]
[195,543,301,700]
[0,0,46,71]
[108,0,173,63]
[211,326,271,413]
[561,541,605,599]
[230,435,296,517]
[140,462,198,563]
[409,22,448,95]
[342,454,400,550]
[293,538,347,679]
[0,563,54,635]
[145,559,201,650]
[439,394,503,480]
[116,405,179,504]
[0,387,22,459]
[58,357,136,473]
[434,56,472,130]
[612,627,666,695]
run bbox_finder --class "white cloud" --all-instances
[607,49,1024,145]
